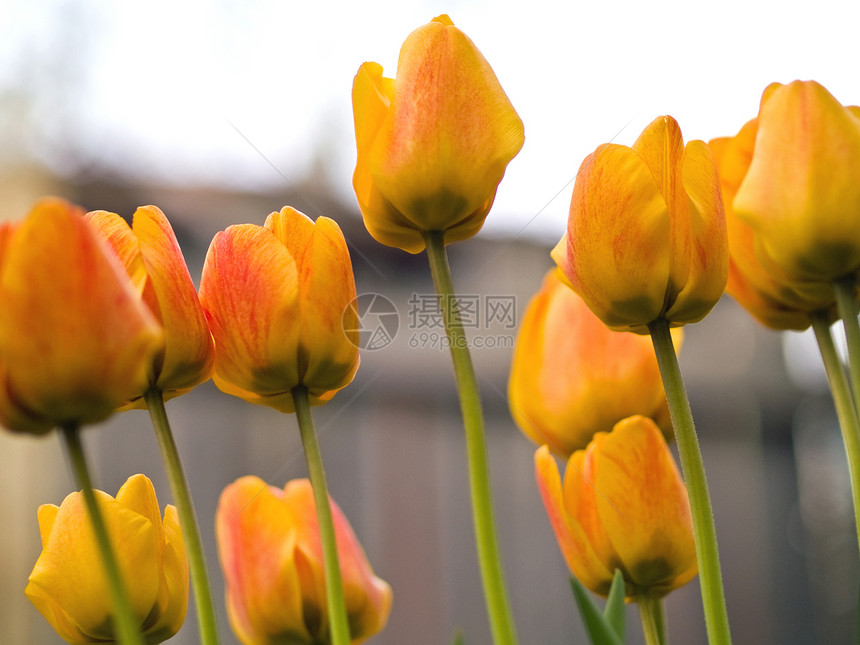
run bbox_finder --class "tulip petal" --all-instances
[199,224,301,403]
[564,144,670,330]
[592,416,697,593]
[149,505,189,642]
[0,198,163,425]
[216,476,309,644]
[352,62,427,254]
[264,209,360,400]
[36,504,59,549]
[666,140,728,323]
[133,206,215,394]
[116,474,165,547]
[535,446,615,595]
[85,211,149,294]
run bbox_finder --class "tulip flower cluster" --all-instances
[7,8,860,645]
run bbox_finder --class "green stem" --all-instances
[811,311,860,551]
[60,424,145,645]
[834,278,860,413]
[144,388,220,645]
[636,592,667,645]
[648,319,731,645]
[292,385,350,645]
[423,230,518,645]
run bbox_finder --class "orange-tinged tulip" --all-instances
[217,476,392,645]
[199,207,359,412]
[553,116,728,333]
[509,270,677,456]
[0,198,163,432]
[709,118,836,330]
[87,206,215,404]
[352,14,525,253]
[733,80,860,284]
[26,474,188,644]
[535,415,697,598]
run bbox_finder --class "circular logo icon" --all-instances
[343,293,399,350]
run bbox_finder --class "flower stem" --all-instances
[423,230,519,645]
[60,424,145,645]
[292,385,350,645]
[636,592,667,645]
[811,311,860,551]
[648,319,731,645]
[144,388,220,645]
[834,278,860,411]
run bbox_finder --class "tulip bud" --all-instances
[199,207,359,412]
[509,270,676,456]
[553,116,728,333]
[352,15,524,253]
[26,474,189,643]
[709,118,836,330]
[0,198,163,433]
[87,206,215,404]
[535,416,697,598]
[217,476,392,644]
[733,80,860,284]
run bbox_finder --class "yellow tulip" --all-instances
[199,206,359,412]
[0,198,163,433]
[352,14,525,253]
[87,206,215,403]
[553,116,728,333]
[26,474,188,644]
[216,476,392,645]
[709,118,835,330]
[535,415,697,598]
[509,269,677,456]
[733,80,860,284]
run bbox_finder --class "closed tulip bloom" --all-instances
[509,269,677,456]
[217,476,392,645]
[553,116,728,333]
[535,415,697,598]
[709,119,835,330]
[352,14,525,253]
[733,80,860,284]
[26,474,189,644]
[199,207,359,412]
[0,198,163,433]
[87,206,215,403]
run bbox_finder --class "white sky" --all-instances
[2,0,859,243]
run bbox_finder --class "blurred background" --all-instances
[1,1,859,643]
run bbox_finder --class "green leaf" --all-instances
[603,569,626,641]
[570,576,625,645]
[450,628,465,645]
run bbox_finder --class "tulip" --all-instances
[733,80,860,284]
[199,206,359,412]
[535,415,697,599]
[553,116,728,333]
[26,474,189,644]
[709,118,835,330]
[87,206,215,404]
[352,14,525,254]
[216,476,392,645]
[509,269,677,456]
[0,198,163,433]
